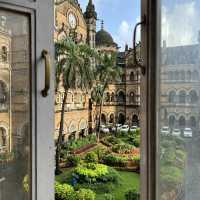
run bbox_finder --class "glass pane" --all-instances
[157,0,200,199]
[0,10,31,199]
[55,0,141,199]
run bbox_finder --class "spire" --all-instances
[101,20,104,30]
[84,0,97,19]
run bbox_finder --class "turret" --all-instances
[84,0,97,48]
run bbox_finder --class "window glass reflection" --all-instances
[158,0,200,199]
[0,10,30,200]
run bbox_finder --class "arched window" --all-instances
[117,91,126,102]
[168,71,173,80]
[179,116,186,127]
[0,81,7,104]
[169,115,175,128]
[169,91,176,103]
[2,46,8,62]
[180,70,185,81]
[121,74,126,82]
[189,90,198,104]
[105,92,110,102]
[193,70,199,81]
[187,71,192,81]
[111,92,115,102]
[109,114,114,123]
[179,91,186,104]
[175,71,179,80]
[130,72,134,81]
[189,116,196,128]
[0,127,7,147]
[129,92,135,103]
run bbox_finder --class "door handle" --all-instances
[41,49,51,97]
[133,15,146,75]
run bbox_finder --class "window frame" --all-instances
[0,1,54,200]
[140,0,158,199]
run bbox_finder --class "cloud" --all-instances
[113,19,140,50]
[162,2,200,47]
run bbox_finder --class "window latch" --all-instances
[133,15,146,75]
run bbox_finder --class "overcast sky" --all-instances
[79,0,141,50]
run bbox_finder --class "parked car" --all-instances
[172,129,181,136]
[130,126,138,133]
[100,125,110,134]
[161,126,170,135]
[183,128,193,138]
[112,124,122,132]
[120,125,129,134]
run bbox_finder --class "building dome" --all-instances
[95,22,116,47]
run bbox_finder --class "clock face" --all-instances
[68,12,77,29]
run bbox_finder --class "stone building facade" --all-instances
[160,39,200,133]
[54,0,141,141]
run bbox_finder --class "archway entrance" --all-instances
[101,114,107,125]
[132,115,139,126]
[118,113,126,125]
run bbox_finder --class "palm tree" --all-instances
[92,53,122,142]
[55,38,97,174]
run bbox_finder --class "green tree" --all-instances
[92,53,122,142]
[55,38,97,174]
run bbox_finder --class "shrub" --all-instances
[132,155,140,165]
[102,154,128,167]
[55,181,76,200]
[85,152,98,163]
[73,163,108,183]
[104,193,115,200]
[75,188,96,200]
[112,144,133,154]
[125,189,140,200]
[64,135,97,151]
[133,135,140,147]
[100,167,121,184]
[94,147,107,161]
[66,155,81,167]
[160,165,184,188]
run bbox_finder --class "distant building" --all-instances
[160,38,200,133]
[54,0,141,141]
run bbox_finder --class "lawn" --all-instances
[96,171,140,200]
[56,168,140,200]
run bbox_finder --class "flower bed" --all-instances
[112,144,134,154]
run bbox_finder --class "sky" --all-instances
[79,0,141,51]
[162,0,200,47]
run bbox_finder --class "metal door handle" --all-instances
[41,49,51,97]
[133,15,146,75]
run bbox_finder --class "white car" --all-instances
[120,125,129,134]
[100,125,110,134]
[172,129,181,137]
[183,128,193,138]
[161,126,170,135]
[130,126,138,133]
[112,124,122,132]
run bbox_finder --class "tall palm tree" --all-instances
[55,38,97,174]
[92,53,122,142]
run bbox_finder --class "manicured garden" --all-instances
[56,129,141,200]
[56,167,139,200]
